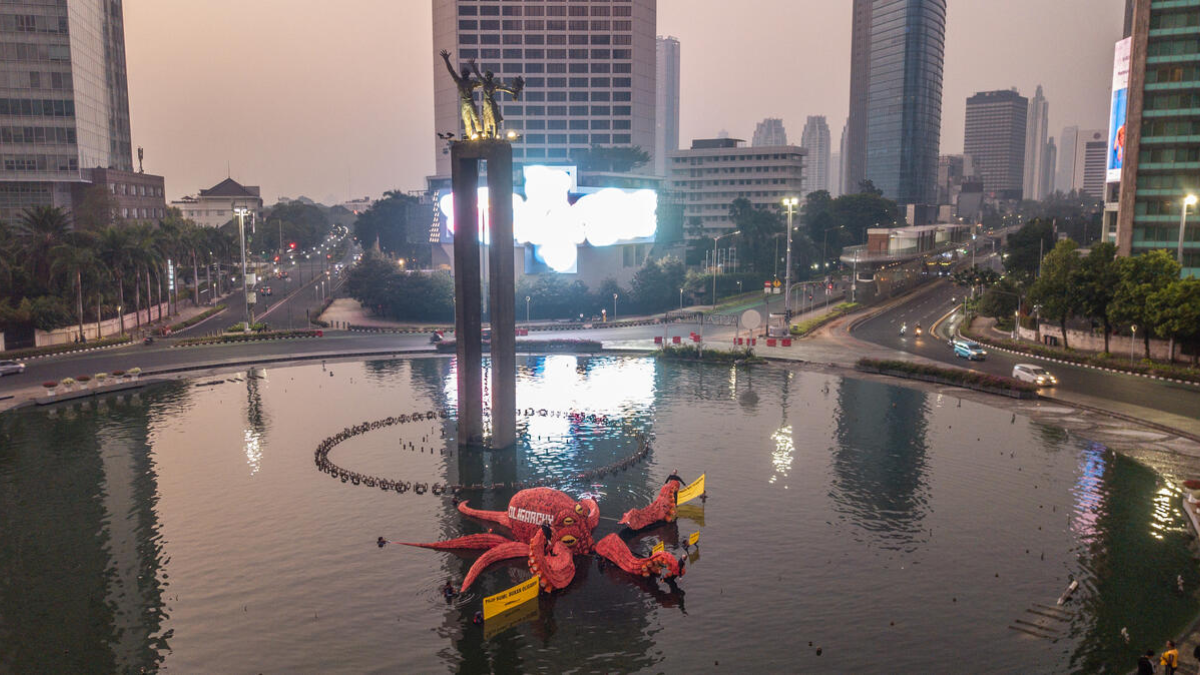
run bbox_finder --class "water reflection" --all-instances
[243,374,268,475]
[830,377,931,548]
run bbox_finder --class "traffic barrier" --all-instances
[672,336,681,344]
[767,338,777,347]
[781,338,792,347]
[653,336,663,344]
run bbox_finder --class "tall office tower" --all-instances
[1079,130,1107,200]
[431,0,657,177]
[751,118,788,147]
[838,119,849,195]
[1040,138,1057,198]
[800,115,831,195]
[1054,125,1079,194]
[1116,0,1200,274]
[963,89,1028,200]
[1113,0,1200,275]
[654,35,679,176]
[1022,84,1050,201]
[0,0,137,224]
[864,0,947,207]
[842,0,872,194]
[829,152,842,198]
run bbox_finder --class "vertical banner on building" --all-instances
[1107,37,1132,183]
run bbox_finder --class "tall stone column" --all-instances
[450,140,516,448]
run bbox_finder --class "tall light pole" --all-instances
[234,207,252,333]
[679,287,684,310]
[1130,324,1138,365]
[1179,194,1197,264]
[782,197,799,316]
[525,295,531,323]
[711,230,740,308]
[613,293,618,320]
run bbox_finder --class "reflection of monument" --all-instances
[441,50,523,448]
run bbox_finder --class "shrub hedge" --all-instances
[0,335,132,360]
[856,357,1039,396]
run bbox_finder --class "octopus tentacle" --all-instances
[461,542,530,593]
[618,481,680,530]
[456,501,512,529]
[399,533,515,550]
[530,529,576,592]
[594,533,684,580]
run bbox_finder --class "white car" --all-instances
[0,360,26,376]
[1012,363,1057,386]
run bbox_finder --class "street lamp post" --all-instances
[613,293,618,320]
[679,288,684,310]
[711,230,740,308]
[782,197,799,316]
[1130,324,1138,365]
[525,295,531,323]
[1179,194,1197,265]
[234,207,252,333]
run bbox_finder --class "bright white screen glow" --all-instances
[439,166,657,272]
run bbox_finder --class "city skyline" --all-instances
[122,0,1126,203]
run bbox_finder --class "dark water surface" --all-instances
[0,355,1195,674]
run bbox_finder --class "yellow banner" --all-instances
[688,531,700,546]
[482,575,540,621]
[483,596,538,640]
[652,540,664,554]
[676,473,706,505]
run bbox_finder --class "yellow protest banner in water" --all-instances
[688,531,700,546]
[676,473,706,505]
[482,575,540,621]
[652,540,664,554]
[483,595,539,640]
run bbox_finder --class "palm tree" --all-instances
[49,238,100,341]
[129,223,161,327]
[13,206,71,287]
[97,226,133,335]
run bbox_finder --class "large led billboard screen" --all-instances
[1107,37,1131,183]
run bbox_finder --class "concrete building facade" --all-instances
[668,137,804,236]
[432,0,657,176]
[843,0,873,195]
[1022,84,1050,201]
[864,0,947,207]
[654,35,679,176]
[800,115,831,195]
[1079,129,1107,200]
[963,89,1028,201]
[0,0,141,225]
[1054,125,1079,194]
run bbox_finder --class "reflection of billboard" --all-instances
[1107,37,1132,183]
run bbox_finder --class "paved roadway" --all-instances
[852,274,1200,431]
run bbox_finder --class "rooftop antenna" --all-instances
[227,160,231,179]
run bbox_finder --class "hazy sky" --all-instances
[124,0,1126,204]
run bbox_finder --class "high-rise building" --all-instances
[1115,0,1200,274]
[0,0,146,224]
[751,118,788,147]
[431,0,657,177]
[1054,125,1079,194]
[800,116,831,195]
[829,152,842,198]
[668,138,804,236]
[843,0,873,194]
[838,119,849,195]
[864,0,947,207]
[1022,85,1050,201]
[963,89,1028,201]
[654,35,680,176]
[1079,129,1107,200]
[1040,138,1057,198]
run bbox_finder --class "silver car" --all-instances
[0,360,26,376]
[1012,363,1057,386]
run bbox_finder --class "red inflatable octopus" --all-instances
[403,479,685,593]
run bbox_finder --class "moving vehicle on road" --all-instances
[952,339,987,361]
[0,359,26,376]
[261,286,273,296]
[914,322,923,337]
[1012,363,1058,386]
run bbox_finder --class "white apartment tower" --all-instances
[751,118,788,147]
[654,35,680,176]
[1022,84,1050,201]
[431,0,657,176]
[800,115,831,195]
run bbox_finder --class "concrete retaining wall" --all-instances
[35,301,171,347]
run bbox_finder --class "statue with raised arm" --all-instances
[440,50,481,138]
[471,61,524,139]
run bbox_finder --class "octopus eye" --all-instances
[563,517,575,525]
[561,535,578,547]
[574,504,584,515]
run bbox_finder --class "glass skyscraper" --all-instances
[1115,0,1200,276]
[864,0,946,208]
[0,0,133,224]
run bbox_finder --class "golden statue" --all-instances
[440,50,481,138]
[470,61,524,139]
